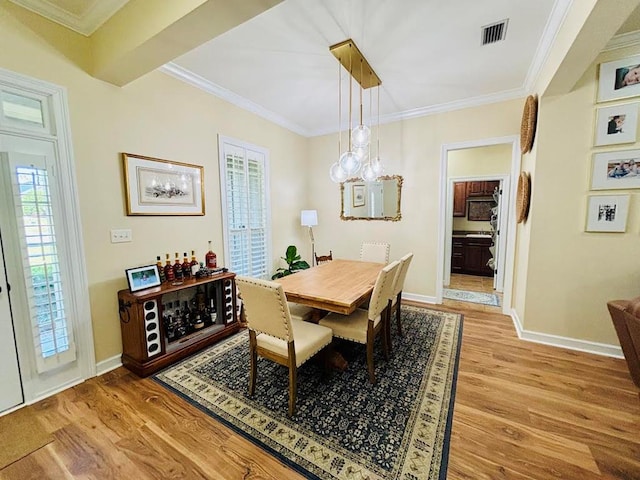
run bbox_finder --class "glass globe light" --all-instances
[329,162,348,183]
[361,163,377,181]
[339,150,361,175]
[354,145,368,160]
[370,156,384,175]
[351,124,371,148]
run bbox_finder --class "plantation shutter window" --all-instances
[219,136,271,278]
[6,154,76,373]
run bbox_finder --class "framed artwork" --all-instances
[590,149,640,190]
[122,153,204,215]
[468,200,494,221]
[352,184,365,207]
[125,265,162,292]
[594,102,639,146]
[585,194,629,232]
[598,54,640,103]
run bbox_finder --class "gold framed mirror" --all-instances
[340,175,403,221]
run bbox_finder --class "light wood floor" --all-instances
[1,302,639,480]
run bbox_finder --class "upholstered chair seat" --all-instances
[287,302,314,322]
[319,260,400,384]
[236,276,333,416]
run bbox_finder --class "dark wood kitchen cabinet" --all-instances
[453,182,467,217]
[467,181,500,197]
[451,236,494,276]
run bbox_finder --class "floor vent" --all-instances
[482,19,508,45]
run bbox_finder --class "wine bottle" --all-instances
[181,252,191,279]
[206,241,217,269]
[156,256,166,283]
[190,250,199,276]
[164,253,175,282]
[173,252,184,281]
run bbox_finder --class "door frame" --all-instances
[436,135,520,315]
[0,67,95,406]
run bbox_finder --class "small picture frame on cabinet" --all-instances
[126,265,162,292]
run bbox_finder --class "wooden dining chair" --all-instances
[319,260,400,384]
[236,276,333,417]
[389,253,414,342]
[360,242,390,264]
[315,250,333,265]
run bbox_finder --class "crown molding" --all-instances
[524,0,573,92]
[8,0,128,36]
[162,64,526,138]
[159,63,312,137]
[603,30,640,52]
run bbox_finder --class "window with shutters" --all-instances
[5,155,76,372]
[218,136,271,278]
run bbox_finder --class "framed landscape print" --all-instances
[594,102,639,146]
[585,194,629,232]
[122,153,205,215]
[590,149,640,190]
[598,54,640,103]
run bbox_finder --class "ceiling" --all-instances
[10,0,624,138]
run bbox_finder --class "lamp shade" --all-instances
[301,210,318,227]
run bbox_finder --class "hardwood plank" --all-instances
[1,299,638,479]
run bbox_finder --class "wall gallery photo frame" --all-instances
[585,194,629,233]
[593,102,639,146]
[598,54,640,103]
[590,149,640,190]
[352,184,365,207]
[122,153,205,216]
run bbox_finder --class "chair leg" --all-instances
[288,342,297,417]
[367,321,376,384]
[382,304,390,360]
[396,292,403,337]
[248,331,257,396]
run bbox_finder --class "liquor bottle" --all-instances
[173,252,184,281]
[205,241,217,269]
[164,253,175,282]
[156,256,166,283]
[190,250,199,276]
[181,252,191,279]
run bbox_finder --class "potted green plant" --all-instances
[271,245,310,279]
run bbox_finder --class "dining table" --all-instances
[275,258,385,315]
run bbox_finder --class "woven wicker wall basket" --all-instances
[516,172,531,224]
[520,95,538,154]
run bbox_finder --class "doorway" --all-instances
[436,137,520,315]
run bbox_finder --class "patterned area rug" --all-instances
[153,305,463,480]
[443,288,500,306]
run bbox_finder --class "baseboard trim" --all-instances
[96,355,122,376]
[509,309,623,359]
[402,292,437,304]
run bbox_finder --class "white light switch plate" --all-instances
[110,229,132,243]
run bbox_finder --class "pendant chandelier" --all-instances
[328,39,383,183]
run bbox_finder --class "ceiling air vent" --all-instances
[482,19,508,45]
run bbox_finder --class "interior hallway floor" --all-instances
[444,273,503,313]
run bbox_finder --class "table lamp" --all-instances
[300,210,318,265]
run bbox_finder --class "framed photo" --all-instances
[468,200,494,221]
[125,265,162,292]
[352,184,365,207]
[598,54,640,103]
[122,153,204,216]
[594,102,639,146]
[590,149,640,190]
[585,194,629,232]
